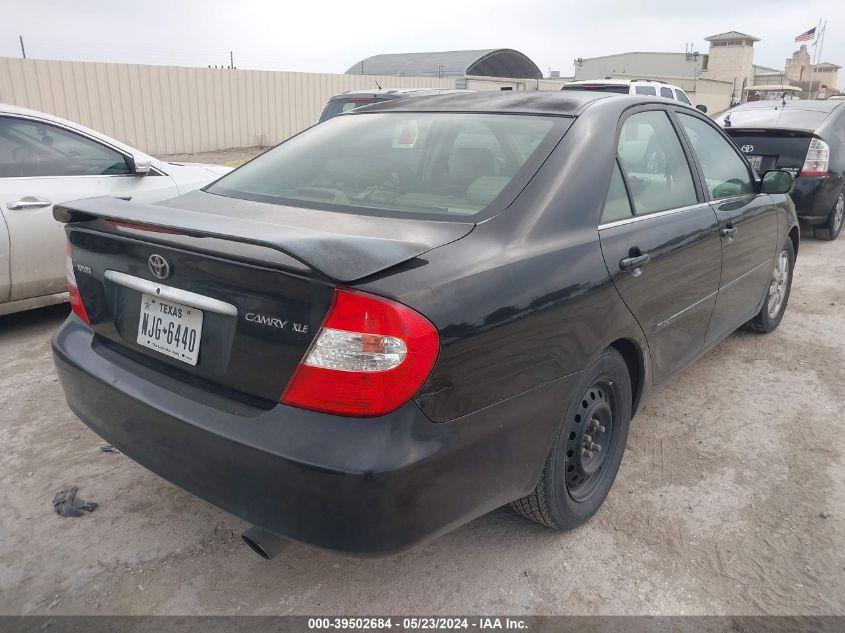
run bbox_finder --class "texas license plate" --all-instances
[137,294,203,365]
[747,155,763,171]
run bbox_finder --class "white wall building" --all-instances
[698,31,758,99]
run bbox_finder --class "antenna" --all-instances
[375,79,382,89]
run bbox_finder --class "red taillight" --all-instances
[281,288,439,417]
[65,240,90,324]
[800,138,830,176]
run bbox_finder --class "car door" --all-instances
[0,115,180,303]
[674,110,780,343]
[598,107,722,384]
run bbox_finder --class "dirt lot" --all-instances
[1,209,843,615]
[161,147,264,167]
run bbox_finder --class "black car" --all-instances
[318,88,470,122]
[715,99,845,240]
[53,92,798,556]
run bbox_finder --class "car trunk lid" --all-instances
[725,129,816,173]
[58,193,472,402]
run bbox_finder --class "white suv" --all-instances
[562,80,704,112]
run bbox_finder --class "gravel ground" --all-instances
[159,147,265,167]
[1,218,843,615]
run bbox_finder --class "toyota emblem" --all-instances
[741,145,754,153]
[148,254,171,280]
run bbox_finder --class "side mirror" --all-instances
[127,153,151,176]
[696,104,708,114]
[760,169,794,195]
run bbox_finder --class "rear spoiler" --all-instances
[55,196,474,283]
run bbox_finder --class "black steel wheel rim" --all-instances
[833,192,844,233]
[564,379,620,502]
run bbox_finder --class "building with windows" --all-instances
[570,30,842,111]
[572,51,704,80]
[698,31,759,98]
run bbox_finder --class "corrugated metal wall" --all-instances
[0,58,453,155]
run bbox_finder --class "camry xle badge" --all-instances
[741,145,754,153]
[245,312,309,333]
[148,254,171,280]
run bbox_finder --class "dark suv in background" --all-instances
[318,88,470,122]
[716,100,845,240]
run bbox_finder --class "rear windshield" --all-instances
[563,84,629,94]
[207,113,567,220]
[318,97,382,122]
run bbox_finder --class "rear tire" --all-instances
[813,190,844,241]
[745,237,795,333]
[510,348,632,531]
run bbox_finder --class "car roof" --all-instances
[347,90,622,117]
[728,99,845,114]
[328,88,471,101]
[565,79,685,90]
[717,99,845,132]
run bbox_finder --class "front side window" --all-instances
[616,110,698,214]
[675,90,692,105]
[207,113,566,219]
[0,116,131,178]
[635,86,657,96]
[660,87,674,99]
[677,113,754,199]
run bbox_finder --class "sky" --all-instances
[1,0,842,88]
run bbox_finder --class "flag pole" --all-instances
[806,18,822,97]
[814,20,828,97]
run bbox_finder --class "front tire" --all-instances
[511,348,632,531]
[813,190,844,241]
[745,237,795,333]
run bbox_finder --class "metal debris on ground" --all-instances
[52,488,98,518]
[99,444,120,454]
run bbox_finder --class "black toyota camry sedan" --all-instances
[53,91,798,556]
[715,99,845,240]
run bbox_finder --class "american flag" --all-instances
[795,27,816,42]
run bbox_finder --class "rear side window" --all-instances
[319,98,378,122]
[660,87,674,99]
[602,162,633,223]
[677,113,753,199]
[207,112,566,220]
[616,110,697,214]
[675,90,692,105]
[635,86,657,96]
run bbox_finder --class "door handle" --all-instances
[7,196,52,210]
[619,253,651,273]
[720,225,737,238]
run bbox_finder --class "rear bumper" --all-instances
[791,176,840,225]
[53,317,573,555]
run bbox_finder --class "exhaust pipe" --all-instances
[241,526,287,560]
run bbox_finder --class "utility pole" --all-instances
[229,51,233,70]
[19,35,26,59]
